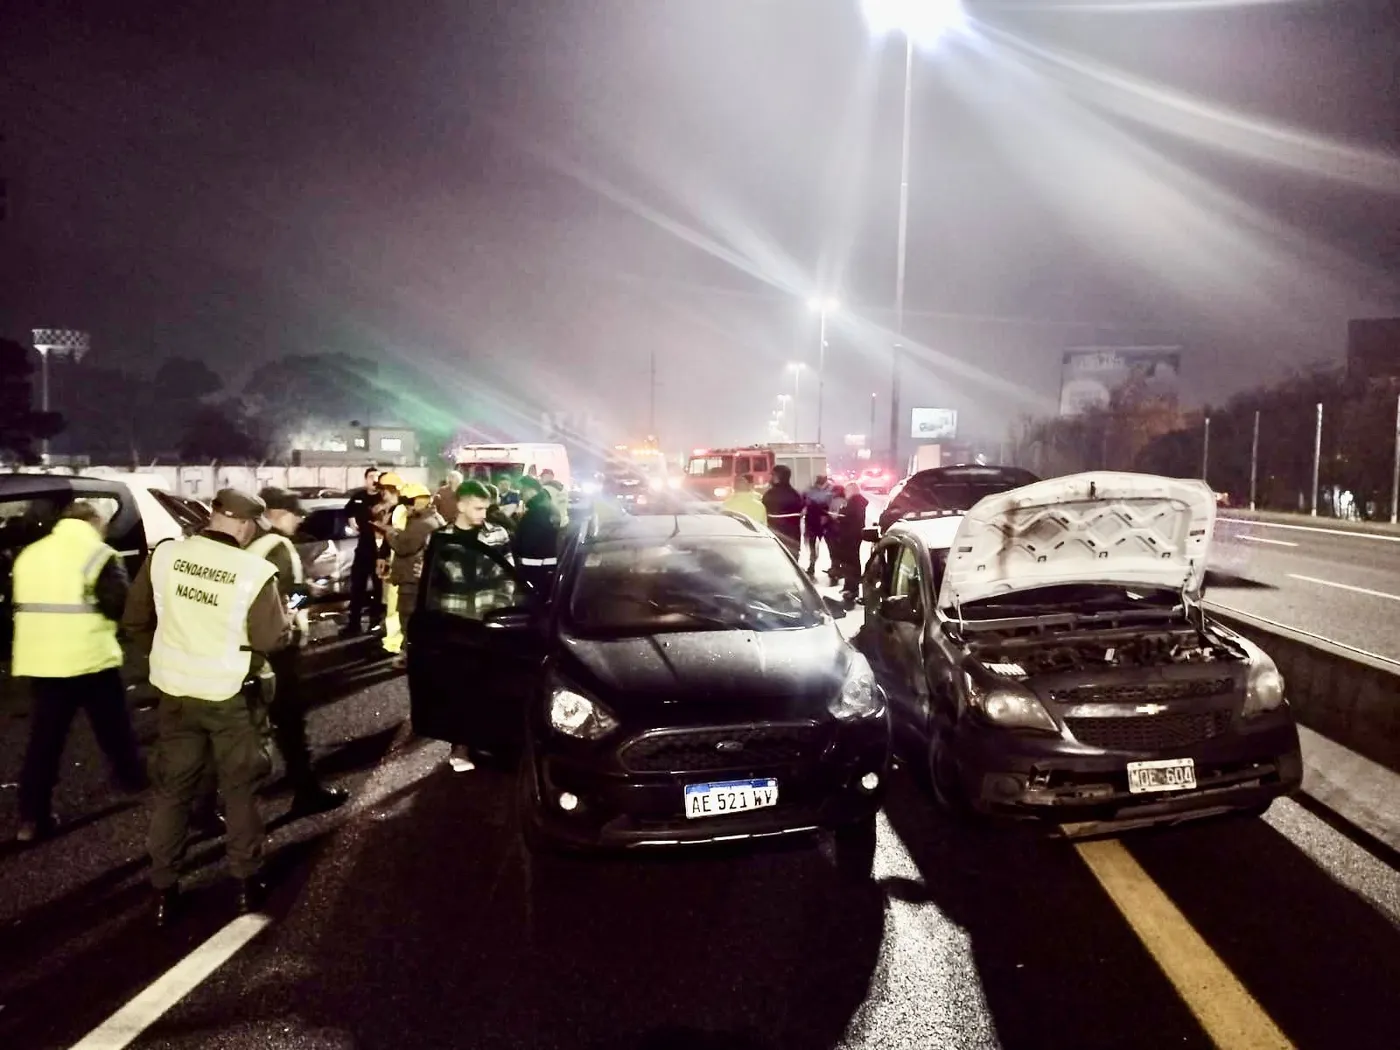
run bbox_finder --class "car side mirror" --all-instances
[862,527,879,543]
[878,594,922,624]
[822,595,848,620]
[484,606,535,631]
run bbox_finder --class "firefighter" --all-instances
[721,473,767,525]
[386,482,445,669]
[249,488,348,816]
[375,473,406,655]
[11,501,148,843]
[123,488,291,924]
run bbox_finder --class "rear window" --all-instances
[149,490,208,533]
[297,508,345,544]
[567,536,824,636]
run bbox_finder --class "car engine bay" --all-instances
[968,625,1245,678]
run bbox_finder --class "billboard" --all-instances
[910,407,957,441]
[1059,346,1181,416]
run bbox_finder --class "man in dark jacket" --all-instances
[801,476,833,576]
[343,467,382,635]
[513,476,561,604]
[832,481,870,603]
[761,465,804,559]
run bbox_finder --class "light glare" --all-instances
[861,0,967,49]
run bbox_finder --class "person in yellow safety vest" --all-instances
[122,488,291,925]
[386,482,445,669]
[374,472,405,655]
[721,473,768,526]
[248,488,348,816]
[11,501,149,843]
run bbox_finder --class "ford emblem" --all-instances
[715,740,743,753]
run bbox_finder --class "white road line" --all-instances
[1287,574,1400,603]
[1218,517,1400,543]
[1236,535,1299,547]
[69,913,272,1050]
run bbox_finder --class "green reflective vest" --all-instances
[11,518,123,678]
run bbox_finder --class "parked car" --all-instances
[407,512,891,876]
[0,472,209,665]
[876,464,1040,535]
[294,497,363,602]
[858,471,1303,836]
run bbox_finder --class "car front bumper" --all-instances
[525,719,890,849]
[950,714,1303,831]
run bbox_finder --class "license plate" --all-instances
[1126,758,1197,794]
[684,778,779,819]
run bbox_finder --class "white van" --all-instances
[456,443,571,489]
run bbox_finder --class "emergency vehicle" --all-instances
[606,440,673,490]
[681,443,827,501]
[455,443,571,488]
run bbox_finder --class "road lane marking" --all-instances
[68,913,272,1050]
[1075,840,1294,1050]
[1286,574,1400,603]
[1217,518,1400,544]
[1236,536,1298,547]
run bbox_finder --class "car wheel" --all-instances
[833,815,877,882]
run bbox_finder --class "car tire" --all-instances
[833,815,877,882]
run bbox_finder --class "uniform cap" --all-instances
[400,482,431,500]
[378,471,404,489]
[211,488,267,522]
[259,487,305,515]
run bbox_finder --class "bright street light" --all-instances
[861,0,966,466]
[807,296,839,313]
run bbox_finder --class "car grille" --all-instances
[1065,711,1233,752]
[619,722,825,774]
[1051,679,1235,705]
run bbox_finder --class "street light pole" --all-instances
[1249,410,1260,511]
[1202,416,1211,483]
[869,393,877,449]
[1391,394,1400,524]
[888,33,914,467]
[1311,401,1323,516]
[792,368,803,441]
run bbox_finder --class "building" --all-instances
[291,425,418,467]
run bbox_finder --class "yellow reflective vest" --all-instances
[246,529,308,638]
[11,518,123,678]
[149,534,277,701]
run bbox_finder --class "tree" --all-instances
[178,403,260,462]
[0,338,64,463]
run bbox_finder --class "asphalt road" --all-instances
[1208,516,1400,661]
[3,596,1400,1050]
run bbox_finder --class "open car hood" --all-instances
[936,472,1215,611]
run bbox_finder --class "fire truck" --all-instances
[681,443,827,501]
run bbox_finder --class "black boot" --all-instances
[154,887,181,928]
[237,876,267,915]
[287,783,349,819]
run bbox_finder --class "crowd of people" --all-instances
[723,467,869,602]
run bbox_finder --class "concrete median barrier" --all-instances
[1208,603,1400,775]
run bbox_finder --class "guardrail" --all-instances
[1207,603,1400,776]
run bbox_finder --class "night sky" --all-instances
[3,0,1399,450]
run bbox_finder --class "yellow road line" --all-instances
[1075,839,1295,1050]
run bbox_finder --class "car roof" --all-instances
[301,498,347,512]
[584,512,764,546]
[0,472,124,497]
[886,513,965,551]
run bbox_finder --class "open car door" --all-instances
[406,527,546,758]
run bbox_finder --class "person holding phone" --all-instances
[249,488,348,817]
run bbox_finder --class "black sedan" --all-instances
[877,464,1040,535]
[859,472,1303,836]
[406,512,891,877]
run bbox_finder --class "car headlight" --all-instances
[830,654,882,720]
[966,677,1059,734]
[713,486,731,498]
[1243,655,1286,718]
[581,480,601,495]
[667,476,682,490]
[548,685,620,740]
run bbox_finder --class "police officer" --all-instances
[250,488,349,816]
[514,476,561,603]
[123,488,290,924]
[11,501,148,843]
[343,467,382,635]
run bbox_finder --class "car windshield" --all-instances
[686,456,733,478]
[567,536,826,636]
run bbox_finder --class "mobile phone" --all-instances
[288,592,309,611]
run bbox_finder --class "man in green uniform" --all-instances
[123,488,290,925]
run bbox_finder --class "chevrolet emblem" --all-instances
[1135,704,1169,715]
